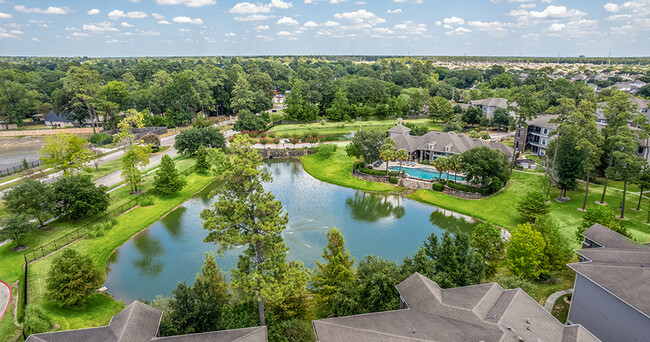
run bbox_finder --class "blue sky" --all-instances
[0,0,648,57]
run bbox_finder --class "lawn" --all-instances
[269,118,444,138]
[551,294,572,323]
[301,149,401,193]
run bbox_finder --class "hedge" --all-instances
[432,183,444,192]
[389,177,398,184]
[446,181,491,196]
[354,162,399,177]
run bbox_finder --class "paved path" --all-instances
[544,289,573,313]
[0,280,10,323]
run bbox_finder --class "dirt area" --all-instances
[0,137,45,169]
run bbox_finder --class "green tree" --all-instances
[462,106,484,126]
[2,179,55,227]
[163,73,199,126]
[233,109,269,131]
[310,228,355,317]
[46,249,103,307]
[607,128,646,218]
[0,81,40,129]
[195,146,211,174]
[159,253,230,336]
[570,100,603,210]
[0,213,38,246]
[421,232,485,288]
[115,108,145,146]
[506,223,546,280]
[231,75,255,114]
[193,113,213,129]
[121,144,151,194]
[200,134,308,326]
[356,255,402,313]
[379,137,396,174]
[532,215,571,271]
[510,85,546,171]
[268,319,316,342]
[52,175,109,220]
[577,205,631,241]
[153,155,186,196]
[345,130,385,164]
[636,166,650,211]
[326,89,352,121]
[471,222,505,277]
[517,190,550,223]
[395,148,409,174]
[428,96,453,122]
[40,133,94,175]
[59,66,102,132]
[491,107,513,132]
[174,127,226,154]
[460,147,510,193]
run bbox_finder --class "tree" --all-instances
[345,130,385,165]
[142,133,161,151]
[153,155,186,195]
[46,249,103,307]
[159,253,229,336]
[506,223,546,280]
[121,144,151,194]
[174,127,226,154]
[40,133,94,175]
[231,75,255,114]
[310,228,355,317]
[460,147,510,193]
[195,146,211,174]
[52,175,109,220]
[0,214,38,246]
[403,123,428,136]
[471,222,505,277]
[428,96,454,122]
[233,109,269,131]
[395,149,409,174]
[636,166,650,211]
[491,108,512,132]
[447,153,463,182]
[510,85,546,172]
[379,138,396,174]
[115,109,145,146]
[355,255,402,313]
[577,205,631,241]
[268,319,316,342]
[59,66,102,132]
[462,106,484,126]
[200,134,308,326]
[23,306,52,337]
[517,190,550,222]
[193,113,213,129]
[2,179,55,227]
[607,127,646,218]
[570,100,603,210]
[163,73,199,127]
[0,81,40,129]
[532,215,571,271]
[421,232,485,288]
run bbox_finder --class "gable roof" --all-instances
[313,273,599,342]
[390,129,514,158]
[388,124,412,134]
[26,301,267,342]
[469,98,509,108]
[527,115,559,130]
[569,224,650,318]
[44,111,73,123]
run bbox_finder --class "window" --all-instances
[542,139,547,145]
[638,146,645,155]
[444,146,451,152]
[428,144,435,150]
[540,149,546,156]
[542,128,548,135]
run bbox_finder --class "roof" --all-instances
[388,123,412,134]
[469,98,509,108]
[597,97,649,111]
[44,111,73,123]
[569,224,650,318]
[313,273,599,342]
[389,129,514,158]
[26,301,267,342]
[527,115,559,130]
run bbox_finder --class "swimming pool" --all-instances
[389,166,465,182]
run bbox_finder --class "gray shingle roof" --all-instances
[569,224,650,318]
[388,124,412,134]
[313,273,599,342]
[44,111,73,123]
[390,130,514,158]
[26,301,267,342]
[469,98,509,108]
[527,115,559,130]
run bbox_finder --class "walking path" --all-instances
[544,289,573,313]
[0,280,10,323]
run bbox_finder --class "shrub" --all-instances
[517,190,550,223]
[268,319,316,342]
[317,144,337,159]
[46,249,103,307]
[422,159,429,165]
[95,229,105,238]
[432,183,444,191]
[139,196,155,207]
[439,179,447,185]
[23,306,52,337]
[358,167,399,177]
[389,177,398,184]
[89,133,112,146]
[447,181,491,196]
[142,133,161,150]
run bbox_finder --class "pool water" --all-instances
[389,166,465,182]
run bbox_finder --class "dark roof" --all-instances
[44,111,73,123]
[569,224,650,318]
[527,115,559,130]
[469,98,509,108]
[389,129,514,158]
[313,273,599,342]
[26,301,267,342]
[388,123,412,134]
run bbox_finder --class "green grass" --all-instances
[551,294,571,323]
[0,287,19,342]
[301,149,400,193]
[269,118,444,138]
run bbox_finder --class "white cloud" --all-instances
[372,27,394,34]
[442,16,464,25]
[255,24,270,30]
[14,5,72,15]
[72,32,89,37]
[172,16,204,24]
[323,20,340,26]
[152,13,165,20]
[303,20,319,27]
[225,32,237,36]
[83,22,119,32]
[87,9,100,15]
[108,10,148,20]
[155,0,217,7]
[158,20,171,24]
[139,30,160,36]
[0,12,11,19]
[277,30,291,35]
[256,34,274,41]
[0,27,18,39]
[180,28,190,32]
[393,20,426,34]
[467,20,509,35]
[234,14,270,21]
[445,27,471,35]
[509,5,586,23]
[489,0,533,2]
[305,0,348,3]
[31,37,39,42]
[276,16,299,25]
[121,22,134,28]
[334,9,385,26]
[603,3,619,13]
[387,9,402,14]
[229,1,293,14]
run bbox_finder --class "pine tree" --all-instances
[153,155,186,195]
[195,146,211,174]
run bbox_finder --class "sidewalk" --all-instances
[544,289,573,313]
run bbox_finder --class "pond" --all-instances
[104,159,477,302]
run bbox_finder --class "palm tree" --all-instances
[379,138,396,175]
[396,149,409,175]
[432,156,448,182]
[448,154,463,183]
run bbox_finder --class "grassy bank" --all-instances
[269,118,444,137]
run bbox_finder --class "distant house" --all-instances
[596,97,649,126]
[568,224,650,342]
[312,272,599,342]
[388,121,513,162]
[468,98,510,119]
[26,301,268,342]
[607,81,647,95]
[44,112,74,127]
[514,114,559,157]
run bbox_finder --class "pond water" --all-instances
[104,159,477,302]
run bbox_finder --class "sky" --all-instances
[0,0,648,57]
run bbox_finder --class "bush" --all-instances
[358,167,399,177]
[139,196,155,207]
[46,249,103,307]
[432,183,444,191]
[422,159,429,165]
[439,179,447,185]
[317,144,337,159]
[268,319,316,342]
[23,306,52,337]
[389,177,398,184]
[517,191,550,223]
[142,133,161,149]
[88,133,112,146]
[447,181,491,196]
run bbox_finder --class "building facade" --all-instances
[515,114,558,157]
[468,98,510,119]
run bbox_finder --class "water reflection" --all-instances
[429,209,477,237]
[345,192,406,222]
[161,207,185,241]
[132,230,165,278]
